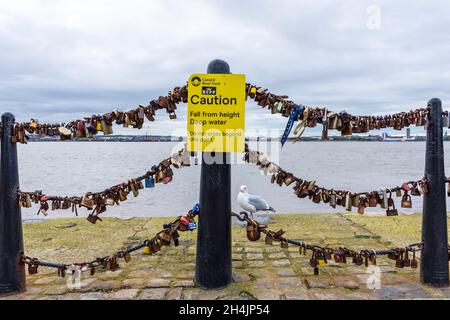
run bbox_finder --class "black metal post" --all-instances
[0,113,26,295]
[195,59,232,289]
[421,98,449,286]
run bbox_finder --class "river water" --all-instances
[14,141,450,220]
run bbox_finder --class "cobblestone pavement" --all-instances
[1,213,449,300]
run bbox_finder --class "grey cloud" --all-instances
[0,0,449,136]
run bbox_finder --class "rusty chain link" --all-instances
[16,145,194,223]
[232,211,426,275]
[21,205,199,277]
[243,144,429,215]
[4,82,449,144]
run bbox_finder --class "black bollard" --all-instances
[0,113,26,295]
[420,98,449,286]
[195,59,232,288]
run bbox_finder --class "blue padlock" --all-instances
[145,177,155,188]
[188,221,196,231]
[192,203,200,216]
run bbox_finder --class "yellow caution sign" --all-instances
[187,74,246,152]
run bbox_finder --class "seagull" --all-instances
[237,185,275,217]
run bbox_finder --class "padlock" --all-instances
[25,194,32,208]
[280,240,288,249]
[370,253,377,265]
[334,251,344,263]
[368,193,378,207]
[316,252,326,266]
[246,223,261,241]
[401,183,410,192]
[191,203,200,216]
[118,188,128,201]
[386,191,398,216]
[283,174,296,186]
[108,258,120,272]
[28,263,39,275]
[420,180,429,194]
[265,235,273,245]
[379,189,388,209]
[37,201,49,216]
[58,126,72,139]
[143,241,151,255]
[309,251,318,268]
[180,216,190,225]
[188,220,196,231]
[76,120,86,138]
[386,205,398,216]
[123,253,131,263]
[90,265,96,276]
[352,194,360,208]
[129,180,139,197]
[403,251,411,267]
[160,232,172,246]
[162,175,173,184]
[151,239,161,253]
[410,251,418,268]
[86,213,102,224]
[411,183,421,196]
[357,198,366,214]
[102,119,113,135]
[105,197,115,206]
[144,177,155,188]
[58,266,66,278]
[395,253,404,268]
[329,193,337,208]
[345,193,352,211]
[401,192,412,208]
[354,254,363,266]
[80,195,95,210]
[96,120,103,132]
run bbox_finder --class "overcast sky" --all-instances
[1,0,449,136]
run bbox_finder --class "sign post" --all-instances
[421,98,449,286]
[190,60,245,288]
[0,113,26,296]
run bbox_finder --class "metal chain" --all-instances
[232,211,426,275]
[21,206,199,277]
[16,145,194,223]
[5,82,450,144]
[243,144,428,215]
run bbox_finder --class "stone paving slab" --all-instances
[1,213,449,300]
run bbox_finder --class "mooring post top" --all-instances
[1,112,15,122]
[207,59,230,74]
[428,98,442,106]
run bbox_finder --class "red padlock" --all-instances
[401,183,410,192]
[180,217,189,225]
[162,176,173,184]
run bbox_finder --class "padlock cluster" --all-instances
[143,204,199,254]
[244,146,429,216]
[17,146,193,221]
[10,85,188,144]
[244,83,447,141]
[7,80,450,145]
[21,204,199,277]
[234,211,426,276]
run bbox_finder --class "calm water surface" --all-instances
[14,141,450,220]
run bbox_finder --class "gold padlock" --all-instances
[96,120,103,132]
[401,192,412,208]
[345,193,352,211]
[101,119,113,135]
